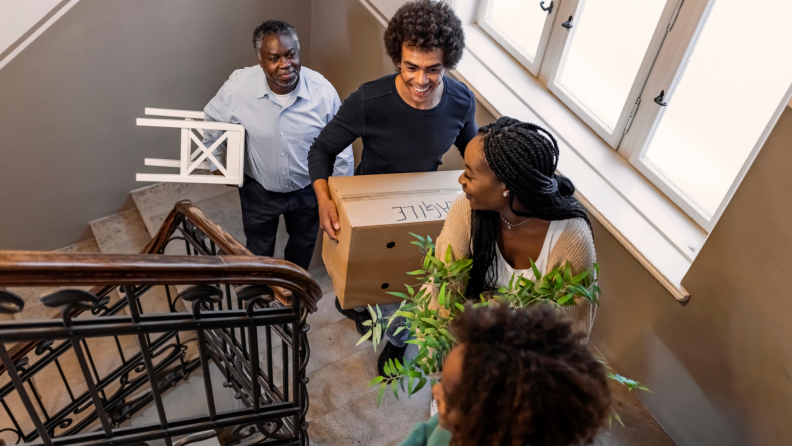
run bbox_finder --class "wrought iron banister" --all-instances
[0,200,318,445]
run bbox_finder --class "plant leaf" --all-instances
[376,383,387,407]
[356,329,372,346]
[386,292,411,299]
[413,377,427,394]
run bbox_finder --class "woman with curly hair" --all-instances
[308,0,479,334]
[381,116,596,375]
[400,303,611,446]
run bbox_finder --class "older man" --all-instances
[204,20,353,269]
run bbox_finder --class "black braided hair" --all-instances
[466,117,591,298]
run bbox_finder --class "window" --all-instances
[625,0,792,229]
[477,0,557,75]
[548,0,667,141]
[476,0,792,230]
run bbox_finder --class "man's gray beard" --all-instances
[274,73,299,87]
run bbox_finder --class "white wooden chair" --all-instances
[136,108,245,186]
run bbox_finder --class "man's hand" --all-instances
[212,169,239,188]
[314,179,340,241]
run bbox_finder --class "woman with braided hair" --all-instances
[379,116,597,376]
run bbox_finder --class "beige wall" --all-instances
[312,1,792,445]
[0,0,311,250]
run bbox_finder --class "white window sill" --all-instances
[360,0,700,302]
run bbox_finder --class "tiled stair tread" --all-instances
[303,347,380,422]
[130,182,231,237]
[307,379,433,446]
[258,317,371,390]
[90,208,152,255]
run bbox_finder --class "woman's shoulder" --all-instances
[436,193,473,261]
[548,218,595,273]
[559,218,592,240]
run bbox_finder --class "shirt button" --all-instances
[280,132,283,136]
[282,172,285,175]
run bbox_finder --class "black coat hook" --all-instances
[540,1,553,13]
[562,16,573,29]
[654,90,668,106]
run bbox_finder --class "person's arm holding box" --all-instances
[308,89,365,241]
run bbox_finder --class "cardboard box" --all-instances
[323,170,463,309]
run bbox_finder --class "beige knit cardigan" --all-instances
[432,194,597,341]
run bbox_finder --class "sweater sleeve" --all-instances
[308,88,365,183]
[547,218,597,342]
[435,194,472,263]
[424,194,472,315]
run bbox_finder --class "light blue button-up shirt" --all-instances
[203,65,353,192]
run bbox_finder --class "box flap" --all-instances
[329,170,463,199]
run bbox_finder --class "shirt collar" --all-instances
[256,67,309,101]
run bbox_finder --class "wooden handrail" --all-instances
[0,252,321,311]
[143,200,253,256]
[0,199,322,375]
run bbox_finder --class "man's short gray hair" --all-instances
[253,20,300,53]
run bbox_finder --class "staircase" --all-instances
[1,182,678,446]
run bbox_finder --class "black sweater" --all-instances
[308,74,478,182]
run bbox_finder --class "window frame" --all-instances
[476,0,559,77]
[618,0,792,231]
[540,0,683,149]
[469,0,792,232]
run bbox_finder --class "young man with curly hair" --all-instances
[400,304,611,446]
[307,0,478,358]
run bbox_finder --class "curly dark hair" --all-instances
[253,19,300,52]
[467,117,591,298]
[384,0,465,69]
[446,304,611,446]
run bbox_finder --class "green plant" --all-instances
[359,233,648,426]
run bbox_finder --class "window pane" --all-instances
[487,0,548,61]
[643,0,792,217]
[556,0,667,131]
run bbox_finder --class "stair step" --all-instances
[89,208,152,254]
[130,182,231,237]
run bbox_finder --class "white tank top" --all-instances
[494,219,568,288]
